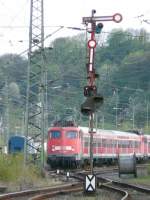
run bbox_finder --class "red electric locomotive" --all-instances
[47,121,82,167]
[47,121,150,168]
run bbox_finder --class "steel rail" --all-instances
[112,180,150,194]
[96,177,129,200]
[97,176,150,199]
[98,175,150,194]
[69,171,129,200]
[100,184,129,200]
[28,186,82,200]
[0,183,80,200]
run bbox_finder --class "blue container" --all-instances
[8,136,25,154]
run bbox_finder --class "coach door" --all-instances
[144,137,148,155]
[141,136,148,156]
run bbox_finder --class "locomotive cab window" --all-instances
[66,131,77,139]
[51,131,61,138]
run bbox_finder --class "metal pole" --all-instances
[115,106,118,129]
[4,79,10,147]
[25,0,46,173]
[146,101,149,130]
[95,113,97,130]
[82,10,122,176]
[132,104,135,129]
[102,115,104,129]
[24,0,33,166]
[115,89,118,129]
[40,0,45,170]
[89,113,94,174]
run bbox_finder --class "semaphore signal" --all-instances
[81,9,122,177]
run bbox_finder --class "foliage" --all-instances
[0,154,40,182]
[0,28,150,134]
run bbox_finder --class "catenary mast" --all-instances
[25,0,47,170]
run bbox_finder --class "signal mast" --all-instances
[81,10,122,173]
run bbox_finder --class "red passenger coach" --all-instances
[81,129,144,165]
[47,121,150,168]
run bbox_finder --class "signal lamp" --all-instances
[95,23,103,34]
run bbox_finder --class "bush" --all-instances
[148,164,150,175]
[0,154,41,183]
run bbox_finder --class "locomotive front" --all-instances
[47,126,82,168]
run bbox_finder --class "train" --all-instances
[47,121,150,168]
[8,135,36,155]
[8,135,25,153]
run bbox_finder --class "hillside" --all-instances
[0,28,150,135]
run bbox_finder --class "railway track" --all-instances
[0,164,149,200]
[0,170,125,200]
[72,166,150,200]
[0,183,82,200]
[98,175,150,200]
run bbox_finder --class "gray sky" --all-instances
[0,0,150,55]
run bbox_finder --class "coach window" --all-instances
[135,141,139,148]
[84,141,89,147]
[51,131,61,138]
[118,141,121,148]
[93,142,97,147]
[129,141,131,148]
[109,140,113,148]
[102,139,106,147]
[114,140,117,148]
[98,142,101,147]
[127,141,130,148]
[122,141,127,148]
[66,131,77,139]
[132,141,135,148]
[144,137,147,143]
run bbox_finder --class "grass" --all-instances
[127,164,150,186]
[50,190,120,200]
[127,175,150,187]
[0,154,61,191]
[0,154,39,181]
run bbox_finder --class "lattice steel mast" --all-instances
[25,0,47,169]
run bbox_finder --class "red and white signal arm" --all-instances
[113,13,122,23]
[88,39,96,48]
